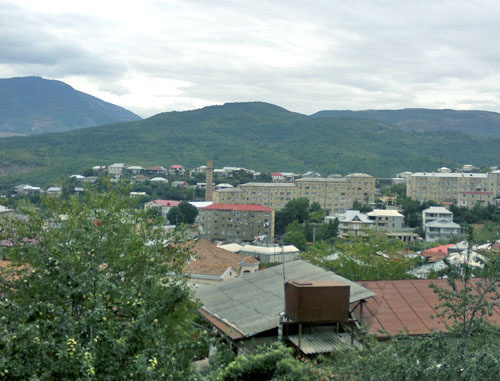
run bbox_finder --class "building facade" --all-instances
[367,209,404,230]
[212,174,375,213]
[198,204,275,243]
[457,191,495,209]
[406,172,497,203]
[422,206,453,228]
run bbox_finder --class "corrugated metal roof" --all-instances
[356,279,500,338]
[196,260,375,338]
[288,332,362,354]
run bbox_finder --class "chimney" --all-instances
[205,160,214,201]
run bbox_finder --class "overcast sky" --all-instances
[2,0,499,117]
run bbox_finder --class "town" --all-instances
[2,158,500,378]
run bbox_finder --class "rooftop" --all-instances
[345,173,373,178]
[426,219,461,228]
[196,260,375,339]
[185,239,258,278]
[411,172,488,178]
[240,182,297,187]
[296,177,348,183]
[423,206,452,214]
[367,209,404,217]
[356,279,500,337]
[146,199,180,207]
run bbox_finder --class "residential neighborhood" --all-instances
[2,158,500,378]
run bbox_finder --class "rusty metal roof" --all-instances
[356,279,500,338]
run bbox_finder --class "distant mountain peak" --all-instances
[0,76,141,135]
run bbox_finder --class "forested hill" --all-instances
[0,76,141,134]
[0,101,499,189]
[313,108,500,138]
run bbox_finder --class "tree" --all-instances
[302,234,417,281]
[284,221,307,251]
[210,343,316,380]
[167,201,198,225]
[275,198,310,235]
[0,188,205,379]
[431,227,500,337]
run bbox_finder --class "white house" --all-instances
[422,207,453,228]
[335,210,374,237]
[367,209,404,231]
[108,163,126,176]
[425,219,461,242]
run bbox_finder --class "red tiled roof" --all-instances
[201,204,273,212]
[422,244,454,263]
[458,191,494,195]
[148,199,180,207]
[271,172,283,176]
[355,279,500,338]
[170,165,184,169]
[184,239,258,277]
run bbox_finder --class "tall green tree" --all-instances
[167,201,198,225]
[0,188,204,379]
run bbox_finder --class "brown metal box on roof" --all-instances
[285,281,350,323]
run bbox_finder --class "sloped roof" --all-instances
[356,279,500,338]
[426,219,461,228]
[196,260,375,339]
[185,239,258,278]
[147,199,180,207]
[337,210,373,223]
[422,244,454,263]
[367,209,404,218]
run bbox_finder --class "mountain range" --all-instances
[313,109,500,138]
[0,76,140,135]
[0,101,499,190]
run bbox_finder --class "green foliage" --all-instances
[324,328,500,380]
[451,204,500,226]
[275,198,311,235]
[211,343,316,381]
[167,201,199,225]
[0,188,204,379]
[351,201,372,213]
[431,228,500,337]
[284,221,307,251]
[302,235,418,281]
[1,102,500,190]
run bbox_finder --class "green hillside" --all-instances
[0,102,498,189]
[313,108,500,138]
[0,76,141,134]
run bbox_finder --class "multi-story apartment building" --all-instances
[407,172,492,203]
[212,174,375,213]
[345,173,376,204]
[198,204,275,243]
[457,191,495,209]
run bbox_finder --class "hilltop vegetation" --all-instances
[313,108,500,138]
[0,76,140,134]
[0,102,499,189]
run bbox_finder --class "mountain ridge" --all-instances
[312,108,500,138]
[0,76,141,134]
[0,101,498,189]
